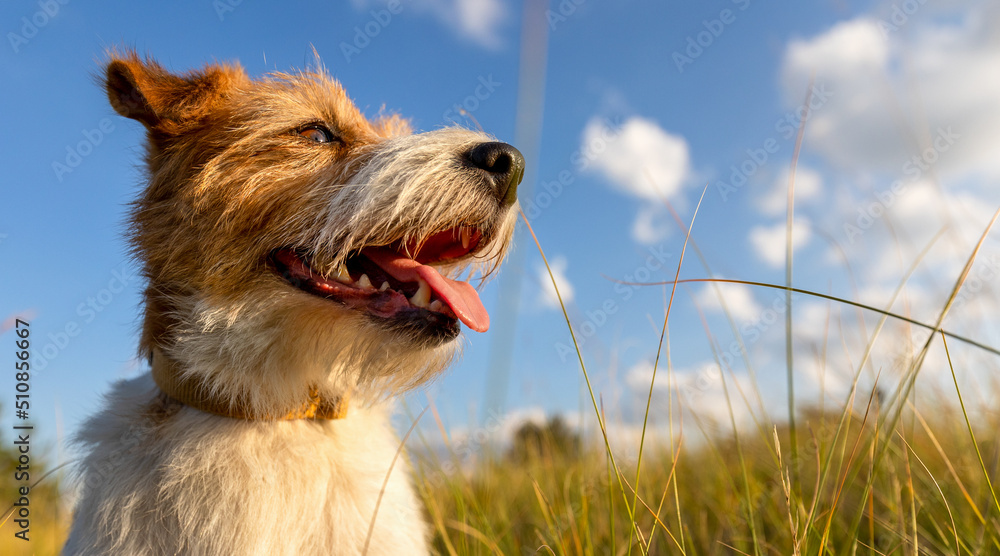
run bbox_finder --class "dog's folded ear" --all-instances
[105,50,246,131]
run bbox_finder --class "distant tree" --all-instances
[506,415,580,463]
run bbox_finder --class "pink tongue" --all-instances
[363,248,490,332]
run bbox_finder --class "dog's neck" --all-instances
[149,348,348,420]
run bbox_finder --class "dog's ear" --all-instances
[105,51,246,130]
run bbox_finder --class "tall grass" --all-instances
[416,205,1000,554]
[418,403,1000,554]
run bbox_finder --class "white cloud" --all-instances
[749,218,813,268]
[537,256,574,309]
[756,166,824,216]
[351,0,508,49]
[449,0,507,48]
[624,360,756,428]
[694,283,764,323]
[582,116,692,247]
[582,116,692,202]
[856,180,1000,281]
[631,204,671,244]
[784,19,889,86]
[780,7,1000,180]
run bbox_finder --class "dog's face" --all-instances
[107,52,521,408]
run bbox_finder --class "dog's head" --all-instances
[106,51,521,412]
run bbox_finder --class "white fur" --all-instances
[63,375,428,555]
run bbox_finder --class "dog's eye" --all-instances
[298,125,335,144]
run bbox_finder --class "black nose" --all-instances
[465,142,524,207]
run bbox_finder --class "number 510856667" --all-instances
[15,319,30,405]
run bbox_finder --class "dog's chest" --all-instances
[63,376,429,556]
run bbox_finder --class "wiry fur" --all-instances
[63,51,519,555]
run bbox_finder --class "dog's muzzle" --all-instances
[271,140,525,344]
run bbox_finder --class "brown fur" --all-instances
[63,51,521,555]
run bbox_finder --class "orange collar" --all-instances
[150,348,347,421]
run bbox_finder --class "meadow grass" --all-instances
[418,402,1000,555]
[415,200,1000,555]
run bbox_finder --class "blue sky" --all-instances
[2,0,1000,463]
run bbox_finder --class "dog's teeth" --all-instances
[461,227,471,249]
[428,300,443,312]
[333,263,352,284]
[357,274,373,289]
[409,278,431,308]
[379,281,390,292]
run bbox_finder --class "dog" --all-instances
[62,51,523,555]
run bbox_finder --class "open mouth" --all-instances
[270,226,489,338]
